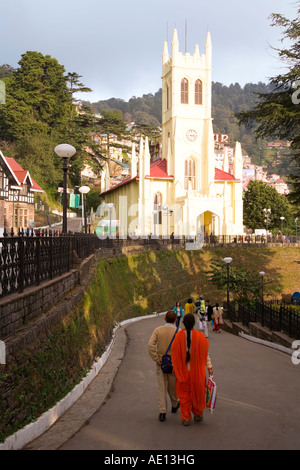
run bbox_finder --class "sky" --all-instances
[1,0,298,103]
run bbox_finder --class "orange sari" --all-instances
[171,329,209,420]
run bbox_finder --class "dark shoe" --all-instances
[194,414,203,422]
[182,420,191,426]
[159,413,166,422]
[172,402,180,413]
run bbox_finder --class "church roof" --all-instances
[145,158,174,179]
[101,158,173,195]
[214,167,240,182]
[101,161,239,195]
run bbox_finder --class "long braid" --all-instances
[186,327,192,363]
[183,313,195,363]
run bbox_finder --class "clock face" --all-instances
[186,129,198,142]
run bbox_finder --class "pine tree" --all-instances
[235,5,300,213]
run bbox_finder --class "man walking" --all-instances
[148,311,180,422]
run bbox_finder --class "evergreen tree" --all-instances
[236,5,300,213]
[243,180,294,233]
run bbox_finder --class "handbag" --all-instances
[161,327,178,374]
[206,375,217,413]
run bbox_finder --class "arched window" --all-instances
[184,159,196,190]
[166,84,170,109]
[181,78,189,104]
[195,79,203,105]
[154,192,162,225]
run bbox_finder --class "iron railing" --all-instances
[229,300,300,339]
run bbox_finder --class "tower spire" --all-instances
[172,28,179,58]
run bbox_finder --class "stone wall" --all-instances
[0,252,96,344]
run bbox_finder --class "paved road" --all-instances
[43,217,82,233]
[27,315,300,451]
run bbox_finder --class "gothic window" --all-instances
[153,192,162,225]
[195,79,203,105]
[184,159,196,190]
[166,84,170,109]
[181,78,189,104]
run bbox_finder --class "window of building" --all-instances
[181,78,189,104]
[166,84,170,109]
[184,159,196,190]
[153,193,162,225]
[195,79,203,105]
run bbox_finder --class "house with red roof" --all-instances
[98,30,243,237]
[0,150,43,232]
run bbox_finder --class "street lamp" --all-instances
[263,208,271,233]
[79,186,90,233]
[152,210,158,238]
[223,257,233,309]
[259,271,265,302]
[162,204,169,238]
[107,203,114,237]
[55,144,76,233]
[295,217,298,238]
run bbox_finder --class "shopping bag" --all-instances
[199,319,204,331]
[206,376,217,413]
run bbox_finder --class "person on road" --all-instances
[195,296,208,336]
[148,311,180,422]
[184,298,195,315]
[213,303,223,332]
[205,299,213,336]
[173,301,184,328]
[171,313,213,426]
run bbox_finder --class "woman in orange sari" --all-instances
[171,313,213,426]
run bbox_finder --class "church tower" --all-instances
[161,29,214,201]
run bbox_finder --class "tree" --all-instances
[205,258,261,302]
[243,180,294,233]
[235,5,300,213]
[96,109,131,158]
[0,52,104,195]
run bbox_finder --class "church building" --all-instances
[99,30,243,238]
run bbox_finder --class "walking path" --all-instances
[25,314,300,451]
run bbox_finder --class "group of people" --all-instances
[174,297,224,336]
[148,296,223,426]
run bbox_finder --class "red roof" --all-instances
[101,158,173,195]
[101,161,239,195]
[214,167,239,181]
[0,153,44,192]
[145,158,173,179]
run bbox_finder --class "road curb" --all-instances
[0,312,166,451]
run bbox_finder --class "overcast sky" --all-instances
[1,0,297,102]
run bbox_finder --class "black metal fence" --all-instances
[228,300,300,339]
[0,230,104,299]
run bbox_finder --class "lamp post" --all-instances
[259,271,265,302]
[107,203,114,238]
[152,210,158,238]
[223,257,233,309]
[54,144,76,233]
[295,217,298,239]
[263,208,271,233]
[162,204,169,238]
[79,186,90,233]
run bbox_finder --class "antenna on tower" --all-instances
[185,19,187,53]
[166,21,168,42]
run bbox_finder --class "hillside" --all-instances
[85,82,276,167]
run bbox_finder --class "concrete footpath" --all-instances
[25,315,300,451]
